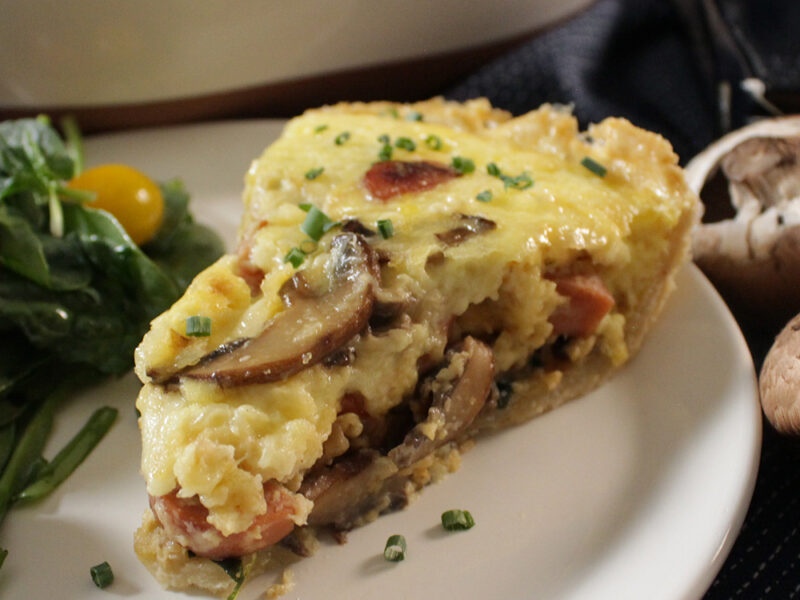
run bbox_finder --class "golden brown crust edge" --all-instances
[477,197,697,431]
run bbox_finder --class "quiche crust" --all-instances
[133,98,699,595]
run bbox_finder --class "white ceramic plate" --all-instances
[0,121,761,600]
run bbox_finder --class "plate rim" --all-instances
[0,119,762,600]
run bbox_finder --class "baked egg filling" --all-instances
[134,99,697,554]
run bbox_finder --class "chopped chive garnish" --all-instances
[451,156,475,174]
[284,247,306,268]
[377,219,394,239]
[487,163,533,189]
[378,143,393,161]
[185,316,212,337]
[476,190,493,203]
[90,561,114,588]
[383,534,407,562]
[441,509,475,531]
[504,173,533,190]
[406,110,423,122]
[0,547,6,570]
[305,166,324,180]
[386,108,400,119]
[377,134,390,144]
[334,131,350,145]
[298,202,313,212]
[301,206,334,241]
[425,134,442,150]
[581,156,607,177]
[314,124,328,133]
[395,137,416,152]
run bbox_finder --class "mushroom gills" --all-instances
[687,118,800,323]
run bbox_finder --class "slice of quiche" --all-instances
[133,98,698,594]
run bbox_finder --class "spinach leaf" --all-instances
[144,180,225,290]
[39,232,92,291]
[0,118,74,183]
[145,179,191,252]
[62,202,180,319]
[0,204,49,286]
[0,332,46,400]
[0,116,224,535]
[0,206,180,374]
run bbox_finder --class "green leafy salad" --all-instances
[0,116,224,565]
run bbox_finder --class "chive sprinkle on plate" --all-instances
[90,561,114,589]
[383,534,407,562]
[441,509,476,531]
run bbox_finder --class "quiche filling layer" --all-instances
[134,99,697,563]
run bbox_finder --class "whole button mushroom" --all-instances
[686,116,800,433]
[685,116,800,327]
[760,313,800,434]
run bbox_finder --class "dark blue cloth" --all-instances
[446,1,800,596]
[448,0,800,164]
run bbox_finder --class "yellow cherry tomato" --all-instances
[68,164,164,246]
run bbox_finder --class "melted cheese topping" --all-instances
[135,98,697,535]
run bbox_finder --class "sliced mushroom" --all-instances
[435,214,497,246]
[369,298,409,332]
[301,450,399,529]
[299,337,494,530]
[687,116,800,322]
[277,271,314,306]
[177,233,377,387]
[278,528,318,558]
[388,336,494,469]
[340,218,376,237]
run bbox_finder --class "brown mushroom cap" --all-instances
[760,312,800,434]
[687,116,800,323]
